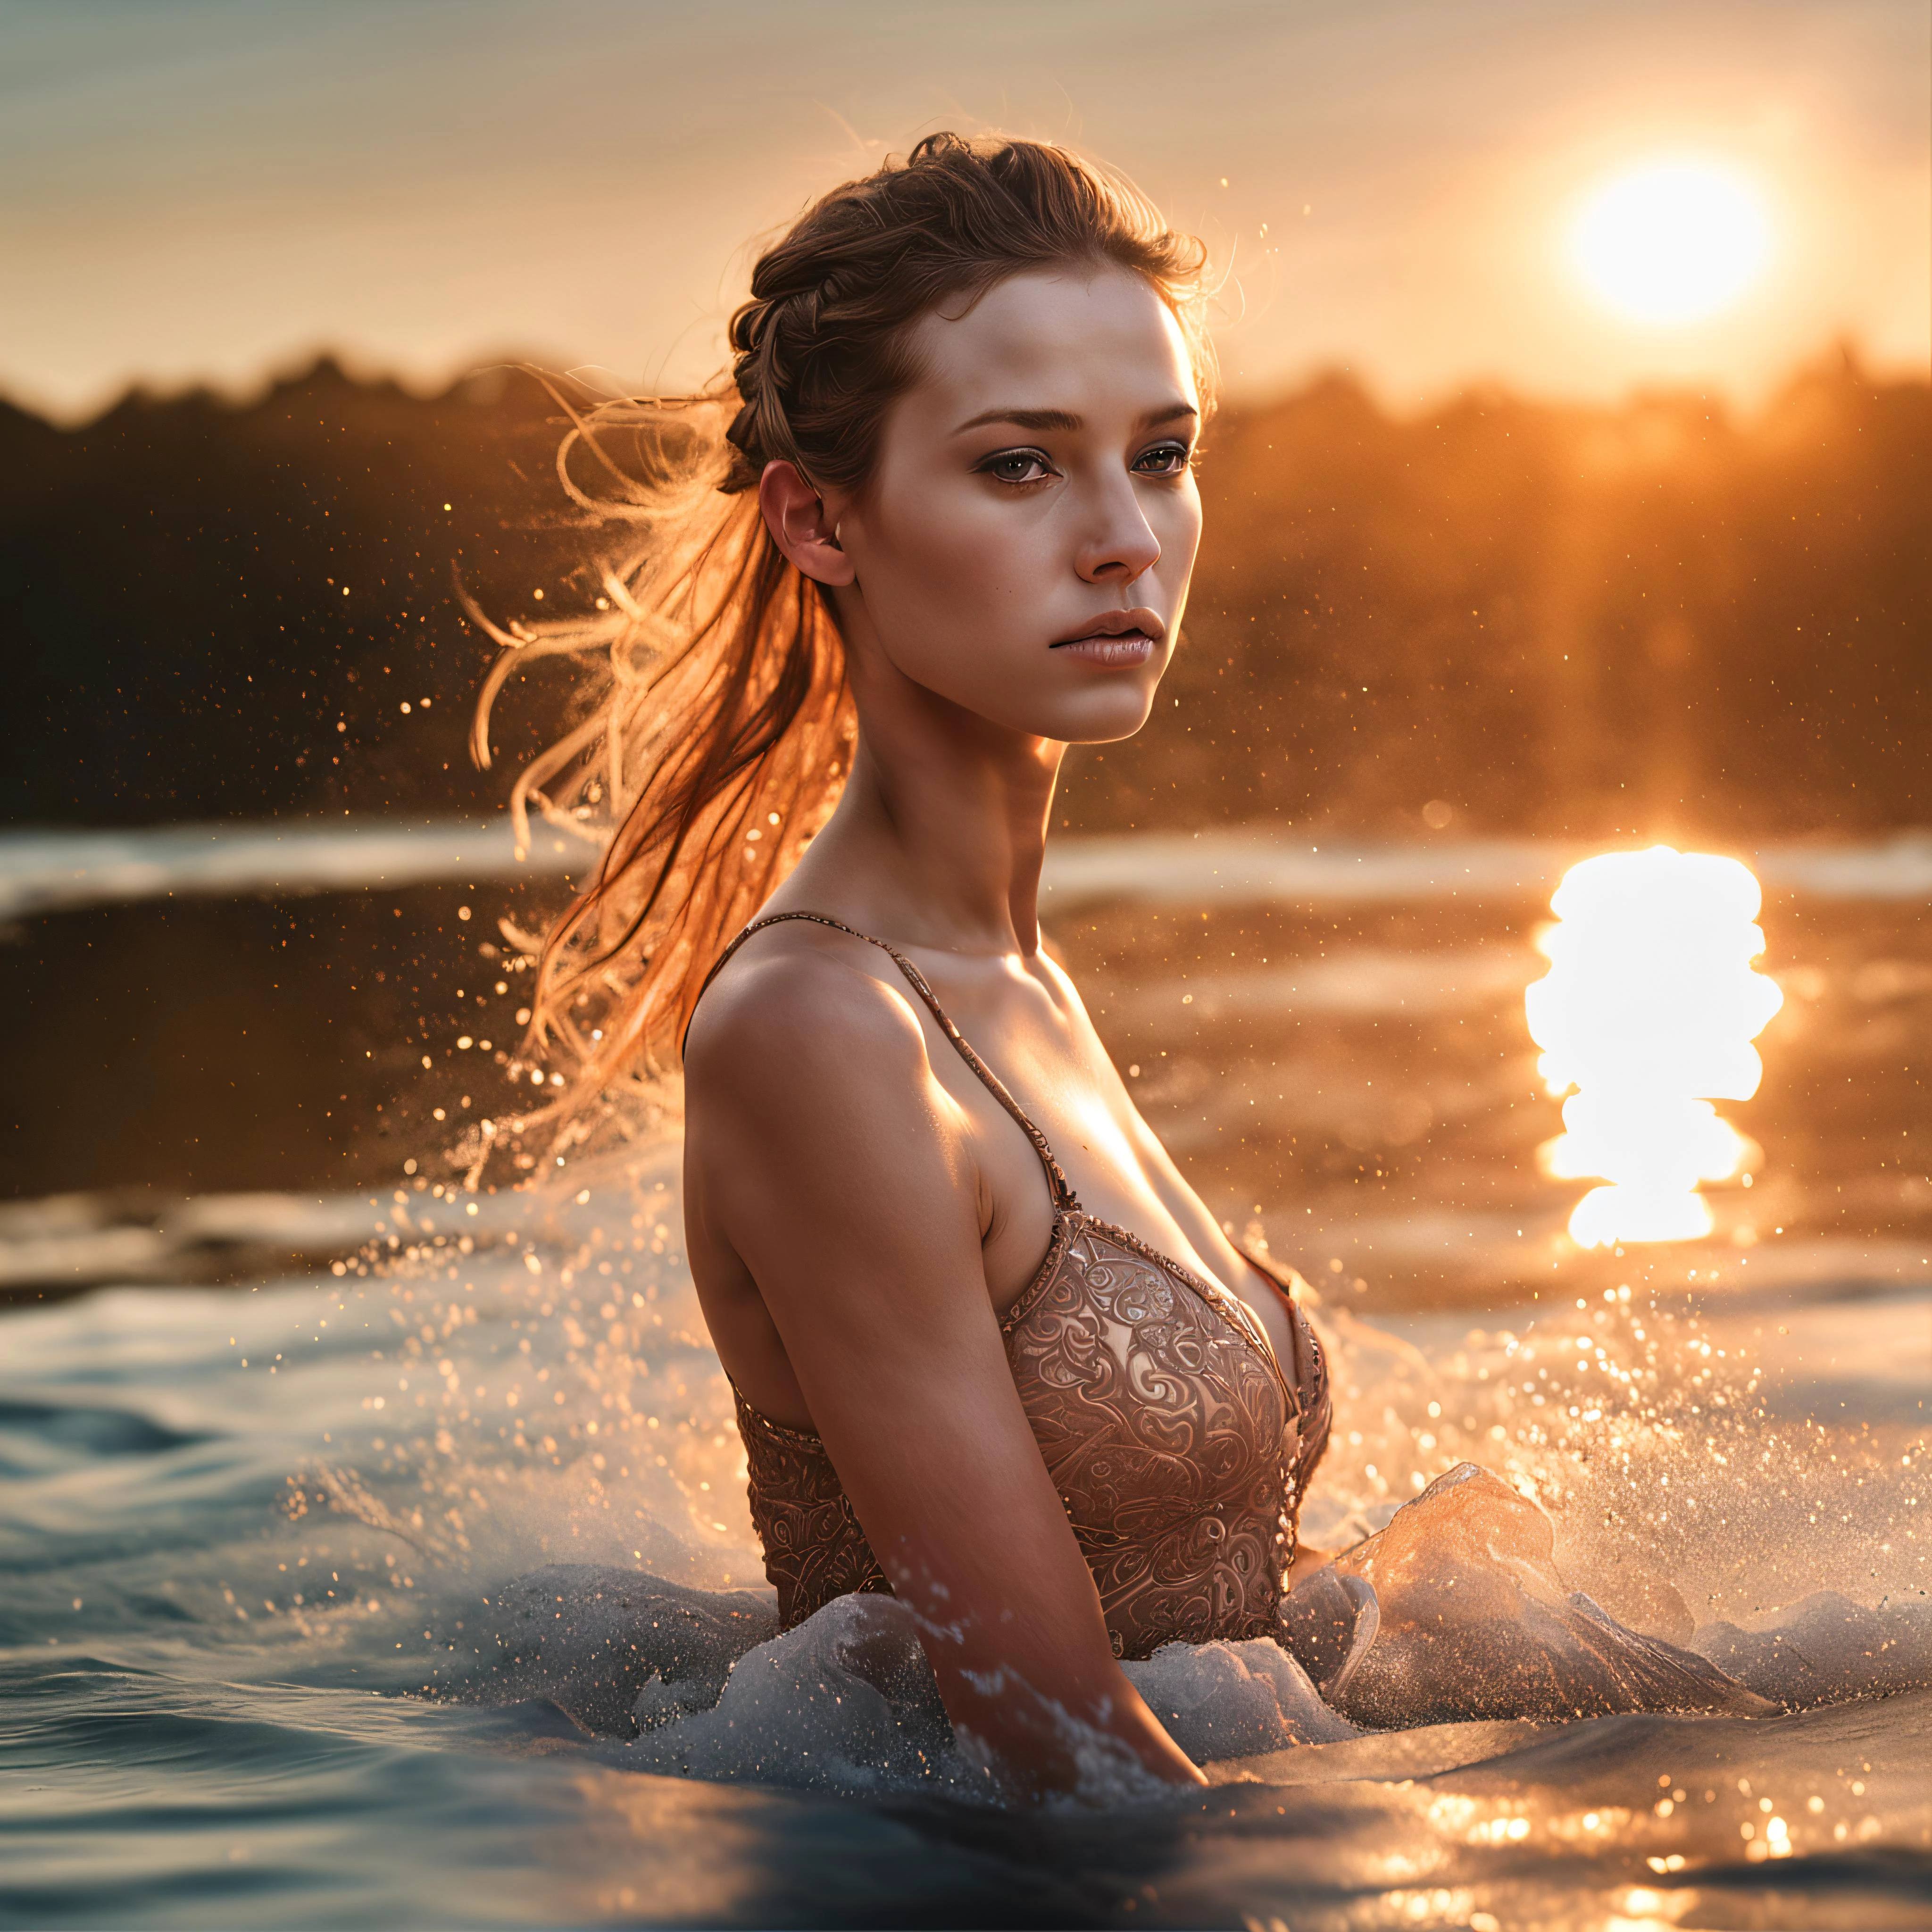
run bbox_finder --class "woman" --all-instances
[477,133,1754,1796]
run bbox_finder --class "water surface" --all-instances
[5,832,1928,1929]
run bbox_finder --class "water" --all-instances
[6,820,1930,922]
[5,830,1930,1928]
[5,1183,1925,1927]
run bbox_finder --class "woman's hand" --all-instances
[684,931,1204,1795]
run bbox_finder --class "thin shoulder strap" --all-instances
[692,910,1080,1214]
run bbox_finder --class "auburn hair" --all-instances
[470,132,1213,1149]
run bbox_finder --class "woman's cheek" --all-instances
[944,496,1045,594]
[1159,487,1204,579]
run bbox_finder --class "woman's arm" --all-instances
[684,943,1203,1797]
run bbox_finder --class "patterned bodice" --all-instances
[701,913,1332,1661]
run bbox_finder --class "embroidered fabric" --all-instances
[698,911,1332,1661]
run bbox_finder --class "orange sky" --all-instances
[2,0,1925,421]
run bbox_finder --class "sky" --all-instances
[2,0,1926,421]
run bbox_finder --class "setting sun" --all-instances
[1569,158,1774,327]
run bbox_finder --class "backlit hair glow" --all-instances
[469,132,1213,1156]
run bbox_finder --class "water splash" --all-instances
[4,1169,1925,1927]
[1526,846,1783,1247]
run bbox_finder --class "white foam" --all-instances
[1692,1591,1932,1706]
[622,1594,966,1795]
[1122,1637,1357,1755]
[608,1593,1360,1796]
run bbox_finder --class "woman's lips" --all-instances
[1054,632,1156,667]
[1051,609,1165,668]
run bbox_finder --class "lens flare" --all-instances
[1526,846,1783,1247]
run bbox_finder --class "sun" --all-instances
[1569,158,1774,327]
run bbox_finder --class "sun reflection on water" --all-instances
[1526,846,1783,1248]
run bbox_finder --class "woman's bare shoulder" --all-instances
[683,924,983,1282]
[683,926,937,1141]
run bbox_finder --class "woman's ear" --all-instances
[758,460,856,587]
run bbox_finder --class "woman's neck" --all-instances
[779,678,1065,958]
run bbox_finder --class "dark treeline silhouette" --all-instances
[2,359,580,830]
[5,350,1926,839]
[1066,345,1930,840]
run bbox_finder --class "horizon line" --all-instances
[4,333,1927,437]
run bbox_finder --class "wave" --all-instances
[3,1179,1925,1924]
[0,818,590,921]
[5,818,1930,920]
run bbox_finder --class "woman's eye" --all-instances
[980,449,1055,485]
[1133,441,1193,476]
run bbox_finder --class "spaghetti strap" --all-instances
[691,911,1080,1214]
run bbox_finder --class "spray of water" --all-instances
[258,909,1921,1818]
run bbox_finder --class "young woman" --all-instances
[477,133,1755,1797]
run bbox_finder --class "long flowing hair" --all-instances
[470,133,1213,1157]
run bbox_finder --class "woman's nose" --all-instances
[1074,478,1162,585]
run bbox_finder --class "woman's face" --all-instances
[804,265,1204,746]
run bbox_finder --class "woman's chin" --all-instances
[1040,685,1163,748]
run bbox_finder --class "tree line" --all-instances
[5,350,1924,839]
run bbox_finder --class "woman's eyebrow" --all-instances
[952,406,1082,434]
[950,401,1199,435]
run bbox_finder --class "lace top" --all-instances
[700,912,1332,1661]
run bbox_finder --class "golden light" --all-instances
[1526,847,1783,1248]
[1569,158,1774,326]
